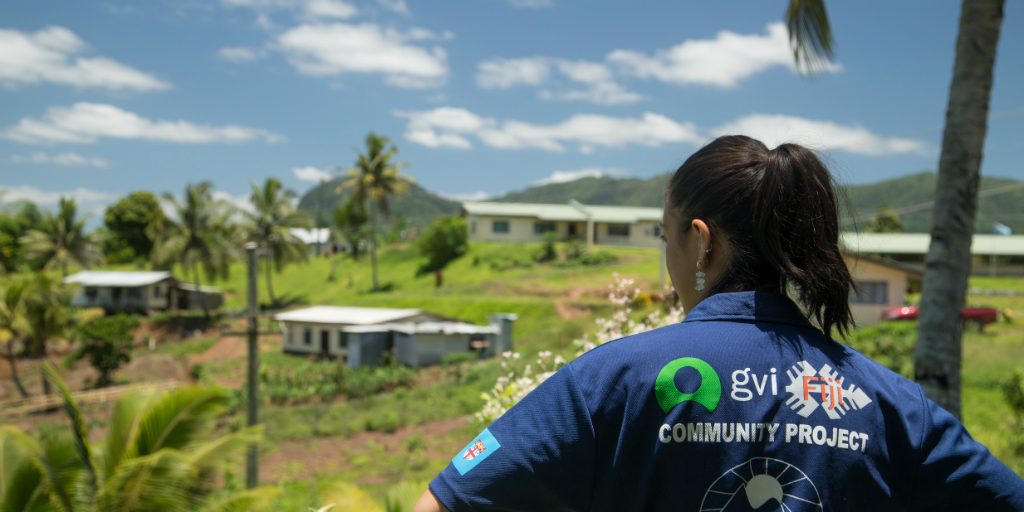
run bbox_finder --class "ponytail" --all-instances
[667,135,854,337]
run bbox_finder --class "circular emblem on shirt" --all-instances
[700,457,822,511]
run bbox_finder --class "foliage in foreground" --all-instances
[0,363,269,512]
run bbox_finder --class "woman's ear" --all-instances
[691,219,711,245]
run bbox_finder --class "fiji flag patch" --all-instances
[452,428,501,475]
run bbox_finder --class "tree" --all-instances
[0,199,43,272]
[150,182,235,314]
[864,207,904,233]
[104,191,166,262]
[0,364,276,512]
[19,197,104,277]
[339,133,414,292]
[70,314,137,388]
[784,0,1006,419]
[23,273,79,395]
[333,197,370,261]
[243,178,313,306]
[415,217,469,288]
[0,279,30,397]
[914,0,1005,419]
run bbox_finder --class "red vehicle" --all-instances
[883,305,999,331]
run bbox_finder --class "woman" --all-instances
[414,136,1024,511]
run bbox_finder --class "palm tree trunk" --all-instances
[915,0,1004,420]
[264,250,277,306]
[193,263,210,319]
[8,339,29,397]
[369,202,379,292]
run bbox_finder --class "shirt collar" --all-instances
[682,291,817,330]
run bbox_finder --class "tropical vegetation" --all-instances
[242,177,313,306]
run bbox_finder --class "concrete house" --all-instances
[843,255,923,327]
[462,201,664,248]
[841,232,1024,276]
[274,306,516,367]
[64,271,223,313]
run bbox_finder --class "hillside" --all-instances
[298,172,1024,234]
[296,178,460,228]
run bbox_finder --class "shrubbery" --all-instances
[257,360,416,404]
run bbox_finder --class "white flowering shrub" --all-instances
[476,273,684,424]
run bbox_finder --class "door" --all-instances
[320,329,330,357]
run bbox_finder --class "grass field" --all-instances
[3,241,1023,507]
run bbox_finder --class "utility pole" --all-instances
[245,243,259,489]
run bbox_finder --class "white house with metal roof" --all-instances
[461,200,664,247]
[841,232,1024,276]
[274,306,516,367]
[64,271,224,312]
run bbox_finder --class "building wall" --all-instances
[71,280,174,310]
[394,332,473,366]
[280,321,349,358]
[470,214,662,248]
[845,257,911,327]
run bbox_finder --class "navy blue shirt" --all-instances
[431,292,1024,511]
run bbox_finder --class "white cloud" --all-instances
[218,46,267,62]
[276,23,448,88]
[2,102,286,145]
[212,190,254,213]
[292,166,332,182]
[0,183,118,217]
[0,26,172,91]
[438,190,492,201]
[608,22,840,88]
[533,167,625,186]
[11,151,110,167]
[377,0,409,15]
[395,107,701,152]
[222,0,357,21]
[477,57,641,105]
[712,114,931,156]
[477,57,550,89]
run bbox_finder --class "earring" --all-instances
[695,241,706,291]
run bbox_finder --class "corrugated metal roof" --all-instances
[841,233,1024,256]
[65,271,174,287]
[289,228,331,244]
[274,306,422,325]
[342,322,498,335]
[462,201,662,223]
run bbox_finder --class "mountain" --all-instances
[297,172,1024,234]
[296,178,460,228]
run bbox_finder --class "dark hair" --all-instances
[667,135,854,337]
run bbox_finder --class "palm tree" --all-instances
[785,0,1006,418]
[338,133,414,292]
[19,197,104,277]
[0,279,30,397]
[22,273,79,395]
[0,363,277,512]
[150,182,235,314]
[243,178,313,306]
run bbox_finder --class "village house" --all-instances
[840,232,1024,276]
[64,270,223,313]
[843,255,923,327]
[462,200,664,248]
[274,306,516,368]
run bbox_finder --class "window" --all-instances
[153,286,162,298]
[534,223,556,234]
[85,287,98,301]
[492,220,510,234]
[303,328,312,345]
[339,331,349,348]
[652,225,662,238]
[850,281,888,304]
[608,224,630,237]
[127,288,142,299]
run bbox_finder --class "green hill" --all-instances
[298,172,1024,234]
[296,178,460,228]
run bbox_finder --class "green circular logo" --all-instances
[655,357,721,413]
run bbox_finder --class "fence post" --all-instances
[245,242,259,489]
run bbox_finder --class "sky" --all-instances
[1,0,1022,224]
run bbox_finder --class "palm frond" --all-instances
[784,0,835,75]
[0,427,25,499]
[197,486,283,512]
[95,449,192,512]
[43,362,98,498]
[0,426,74,512]
[101,391,155,482]
[135,386,229,456]
[186,425,263,470]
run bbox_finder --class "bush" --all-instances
[258,360,416,404]
[71,313,139,387]
[842,322,916,379]
[1002,370,1024,456]
[365,410,402,433]
[534,232,559,263]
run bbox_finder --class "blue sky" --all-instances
[1,0,1022,223]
